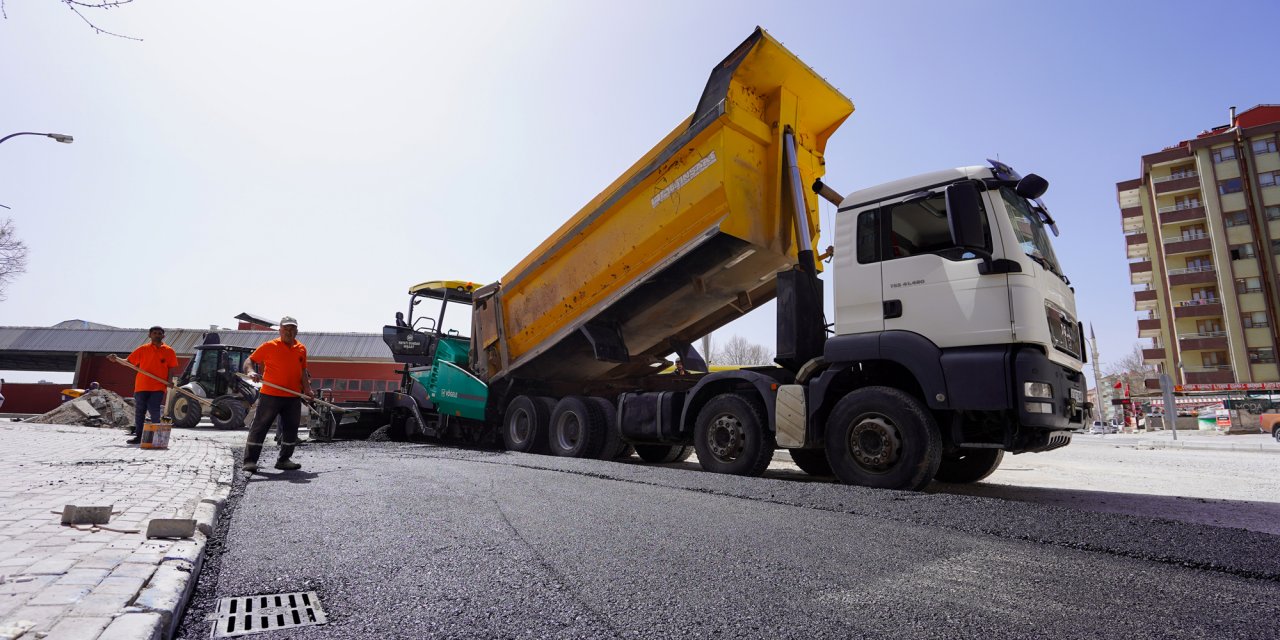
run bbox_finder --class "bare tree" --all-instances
[0,219,28,301]
[1105,344,1154,397]
[715,335,773,366]
[1,0,141,40]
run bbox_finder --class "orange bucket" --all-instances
[141,422,172,450]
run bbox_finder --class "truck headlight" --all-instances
[1024,382,1053,399]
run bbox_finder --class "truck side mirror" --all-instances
[1015,174,1048,199]
[945,181,986,252]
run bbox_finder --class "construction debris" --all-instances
[25,389,136,429]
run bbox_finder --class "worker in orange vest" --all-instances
[125,326,180,445]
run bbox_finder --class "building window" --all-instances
[1178,224,1207,240]
[1196,319,1223,335]
[1267,206,1280,221]
[1236,276,1262,294]
[1212,146,1237,163]
[1243,311,1269,328]
[1272,239,1280,254]
[1223,210,1250,227]
[1259,171,1280,187]
[1174,194,1201,209]
[1218,178,1243,195]
[1230,243,1256,260]
[1249,348,1277,364]
[1254,138,1278,155]
[1169,164,1196,180]
[361,379,374,392]
[1190,286,1217,302]
[1202,352,1228,368]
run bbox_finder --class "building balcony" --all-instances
[1134,288,1158,311]
[1178,332,1229,351]
[1138,318,1162,337]
[1144,378,1163,391]
[1158,204,1206,225]
[1153,174,1201,195]
[1163,235,1212,255]
[1184,368,1235,385]
[1168,265,1216,286]
[1172,300,1223,318]
[1121,206,1144,220]
[1142,348,1166,362]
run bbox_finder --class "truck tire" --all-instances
[634,444,693,463]
[788,449,832,476]
[587,397,627,460]
[171,395,202,429]
[548,396,607,458]
[694,393,774,477]
[209,396,247,430]
[824,386,941,491]
[503,395,551,453]
[934,449,1003,484]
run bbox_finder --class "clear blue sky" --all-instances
[1,0,1277,383]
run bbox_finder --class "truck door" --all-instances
[832,204,885,335]
[877,189,1012,348]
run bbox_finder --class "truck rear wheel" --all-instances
[587,397,628,460]
[209,395,247,430]
[503,395,551,453]
[694,393,774,477]
[824,386,941,491]
[548,396,606,458]
[171,395,202,429]
[933,449,1003,484]
[634,444,693,463]
[788,449,832,476]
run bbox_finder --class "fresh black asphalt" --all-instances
[177,441,1280,639]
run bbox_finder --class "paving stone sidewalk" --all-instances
[0,423,233,640]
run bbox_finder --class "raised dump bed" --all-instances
[471,28,852,389]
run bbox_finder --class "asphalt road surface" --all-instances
[176,439,1280,639]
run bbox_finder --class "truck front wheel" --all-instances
[933,449,1003,484]
[503,395,551,453]
[694,393,774,477]
[824,387,941,491]
[548,396,606,458]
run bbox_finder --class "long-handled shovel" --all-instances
[234,373,346,413]
[106,354,214,410]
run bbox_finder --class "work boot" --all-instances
[243,462,258,473]
[125,437,141,445]
[274,459,301,471]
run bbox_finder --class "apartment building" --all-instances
[1119,104,1280,392]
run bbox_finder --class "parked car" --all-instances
[1261,414,1280,442]
[1090,421,1117,435]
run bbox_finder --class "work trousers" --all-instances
[133,391,164,438]
[244,394,301,464]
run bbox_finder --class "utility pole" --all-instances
[1089,324,1106,421]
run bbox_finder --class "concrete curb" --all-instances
[1131,439,1279,453]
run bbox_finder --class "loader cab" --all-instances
[179,345,255,398]
[382,280,479,368]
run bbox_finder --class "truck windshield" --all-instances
[999,187,1065,280]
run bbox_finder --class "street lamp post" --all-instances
[0,132,74,146]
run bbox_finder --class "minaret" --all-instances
[1089,324,1106,421]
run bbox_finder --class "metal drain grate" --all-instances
[209,591,327,637]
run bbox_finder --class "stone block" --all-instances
[45,615,111,639]
[26,584,90,606]
[59,505,112,526]
[94,575,146,596]
[144,519,195,539]
[69,591,132,616]
[97,612,162,640]
[21,558,75,576]
[53,568,109,586]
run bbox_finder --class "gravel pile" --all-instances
[25,389,136,429]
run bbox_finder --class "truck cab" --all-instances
[832,161,1087,440]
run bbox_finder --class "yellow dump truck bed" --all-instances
[471,28,852,385]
